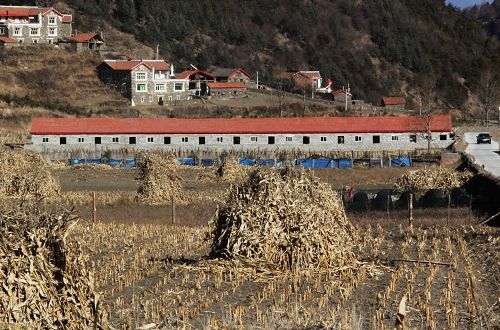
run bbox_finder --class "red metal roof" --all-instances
[382,97,406,106]
[0,36,17,43]
[31,115,452,135]
[176,69,215,80]
[207,82,247,89]
[64,32,98,43]
[103,60,170,71]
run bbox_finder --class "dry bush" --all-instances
[0,150,60,200]
[394,166,472,192]
[136,153,184,204]
[215,156,248,182]
[210,167,358,271]
[0,204,106,328]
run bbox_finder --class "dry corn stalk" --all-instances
[215,156,248,183]
[0,203,106,328]
[136,153,184,204]
[209,167,358,271]
[394,166,472,192]
[0,150,60,200]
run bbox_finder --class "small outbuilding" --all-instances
[0,36,18,48]
[209,67,253,85]
[61,32,104,53]
[382,97,406,111]
[207,82,247,98]
[176,69,215,96]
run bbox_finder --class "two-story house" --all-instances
[0,5,72,45]
[97,59,190,106]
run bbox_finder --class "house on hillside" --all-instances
[60,32,104,53]
[27,115,455,154]
[176,69,215,96]
[0,36,17,48]
[207,82,247,98]
[279,70,323,92]
[0,5,72,45]
[209,67,253,85]
[382,97,406,111]
[97,59,190,106]
[333,89,352,102]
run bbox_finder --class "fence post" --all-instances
[171,195,176,225]
[408,193,413,227]
[447,194,451,226]
[92,191,96,224]
[387,194,391,221]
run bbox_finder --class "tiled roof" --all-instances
[63,32,99,43]
[0,36,17,43]
[382,97,406,106]
[31,115,452,135]
[176,69,215,80]
[102,60,170,71]
[207,82,247,89]
[210,67,252,79]
[0,6,70,21]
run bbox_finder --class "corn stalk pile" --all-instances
[0,205,106,329]
[136,153,184,204]
[0,150,60,200]
[215,156,248,183]
[209,167,358,271]
[394,166,472,192]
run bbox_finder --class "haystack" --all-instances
[394,166,472,192]
[210,167,357,271]
[136,153,184,204]
[215,156,248,182]
[0,150,60,199]
[0,205,106,328]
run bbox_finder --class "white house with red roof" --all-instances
[175,69,215,96]
[0,5,72,45]
[27,115,454,154]
[97,59,190,106]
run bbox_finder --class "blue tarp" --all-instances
[107,159,123,167]
[391,157,411,167]
[296,158,353,169]
[239,158,256,166]
[337,158,353,169]
[85,158,102,164]
[124,159,136,168]
[69,158,84,165]
[258,159,275,167]
[177,157,196,166]
[201,159,216,166]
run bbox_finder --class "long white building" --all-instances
[27,115,454,154]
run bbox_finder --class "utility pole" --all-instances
[419,97,422,116]
[256,71,259,90]
[156,44,159,60]
[303,87,306,117]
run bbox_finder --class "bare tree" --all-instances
[417,78,437,153]
[35,0,54,7]
[476,71,500,127]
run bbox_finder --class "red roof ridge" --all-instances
[207,82,247,89]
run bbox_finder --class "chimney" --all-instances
[170,63,174,77]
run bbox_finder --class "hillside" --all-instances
[43,0,500,109]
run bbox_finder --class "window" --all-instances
[285,136,293,142]
[392,135,399,141]
[268,136,275,144]
[440,134,447,141]
[181,137,189,143]
[136,72,147,80]
[30,28,39,36]
[48,16,56,25]
[136,83,147,92]
[32,39,38,44]
[59,137,66,145]
[48,27,57,36]
[155,84,165,92]
[95,137,101,144]
[233,136,240,145]
[250,137,258,142]
[216,137,223,143]
[199,137,205,144]
[410,134,417,143]
[164,137,171,144]
[78,137,85,143]
[0,27,5,34]
[174,83,184,91]
[13,27,22,36]
[42,137,49,143]
[147,137,154,143]
[112,137,119,143]
[320,136,327,142]
[354,136,362,142]
[338,136,345,144]
[372,135,380,144]
[140,97,145,103]
[303,136,310,145]
[129,137,136,144]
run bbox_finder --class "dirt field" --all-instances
[53,165,499,329]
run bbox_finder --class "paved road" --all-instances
[464,132,500,177]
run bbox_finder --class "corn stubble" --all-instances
[210,167,358,271]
